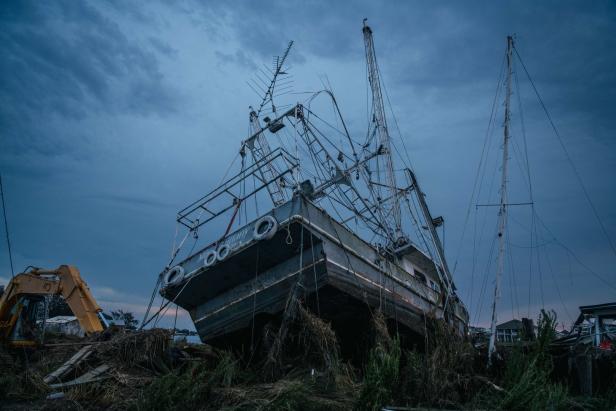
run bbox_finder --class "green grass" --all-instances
[134,350,240,411]
[356,336,401,410]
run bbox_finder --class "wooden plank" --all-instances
[43,345,93,384]
[48,364,111,389]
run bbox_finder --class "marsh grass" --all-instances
[3,309,616,410]
[355,312,401,410]
[496,310,572,410]
[135,349,241,410]
[397,316,478,409]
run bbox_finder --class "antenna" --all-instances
[254,41,294,117]
[488,35,514,366]
[244,41,295,207]
[362,19,403,243]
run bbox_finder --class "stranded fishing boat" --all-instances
[155,21,468,348]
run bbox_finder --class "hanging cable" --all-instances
[250,244,260,353]
[514,45,616,261]
[172,304,179,336]
[533,211,616,291]
[452,51,507,275]
[0,174,14,277]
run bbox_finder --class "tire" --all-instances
[216,244,231,261]
[203,250,217,267]
[164,265,184,286]
[253,215,278,241]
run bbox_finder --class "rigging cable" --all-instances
[508,211,616,292]
[473,235,496,325]
[514,45,616,261]
[250,244,260,353]
[142,150,242,328]
[534,212,616,292]
[473,222,500,325]
[308,229,321,316]
[513,59,537,319]
[505,221,521,320]
[470,137,504,319]
[452,51,507,276]
[541,236,573,325]
[0,174,14,277]
[533,213,546,309]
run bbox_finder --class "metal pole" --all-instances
[488,36,513,366]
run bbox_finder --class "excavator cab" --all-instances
[0,265,105,347]
[1,295,44,346]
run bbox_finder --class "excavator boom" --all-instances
[0,265,104,345]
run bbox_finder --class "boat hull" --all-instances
[160,197,468,345]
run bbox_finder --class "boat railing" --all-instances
[176,147,298,232]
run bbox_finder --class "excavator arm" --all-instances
[0,265,104,345]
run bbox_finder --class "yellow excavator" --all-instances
[0,265,105,347]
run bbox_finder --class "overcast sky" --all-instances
[1,1,615,331]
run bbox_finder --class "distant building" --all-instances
[553,302,616,349]
[496,319,523,343]
[41,316,84,337]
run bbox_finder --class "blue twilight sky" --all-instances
[1,1,615,330]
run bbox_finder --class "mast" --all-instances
[488,36,514,366]
[362,19,402,241]
[406,169,453,298]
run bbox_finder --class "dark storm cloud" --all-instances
[149,37,178,57]
[214,50,257,71]
[197,1,616,131]
[1,0,615,329]
[193,0,616,315]
[189,1,361,63]
[0,0,180,157]
[86,193,171,210]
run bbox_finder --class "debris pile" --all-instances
[1,308,615,410]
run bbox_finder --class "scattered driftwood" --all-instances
[43,344,93,384]
[48,364,111,389]
[39,328,172,406]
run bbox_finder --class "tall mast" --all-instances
[488,35,514,366]
[362,19,402,241]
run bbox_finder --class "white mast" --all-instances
[488,35,514,366]
[362,19,402,242]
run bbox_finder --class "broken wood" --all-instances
[43,344,93,384]
[48,364,111,389]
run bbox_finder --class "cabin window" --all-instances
[497,329,519,343]
[414,269,427,284]
[429,280,440,293]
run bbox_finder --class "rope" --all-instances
[139,276,162,329]
[452,51,506,276]
[250,244,260,353]
[308,228,321,316]
[172,303,179,336]
[533,212,616,292]
[319,198,373,314]
[141,150,245,329]
[0,174,14,277]
[514,45,616,261]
